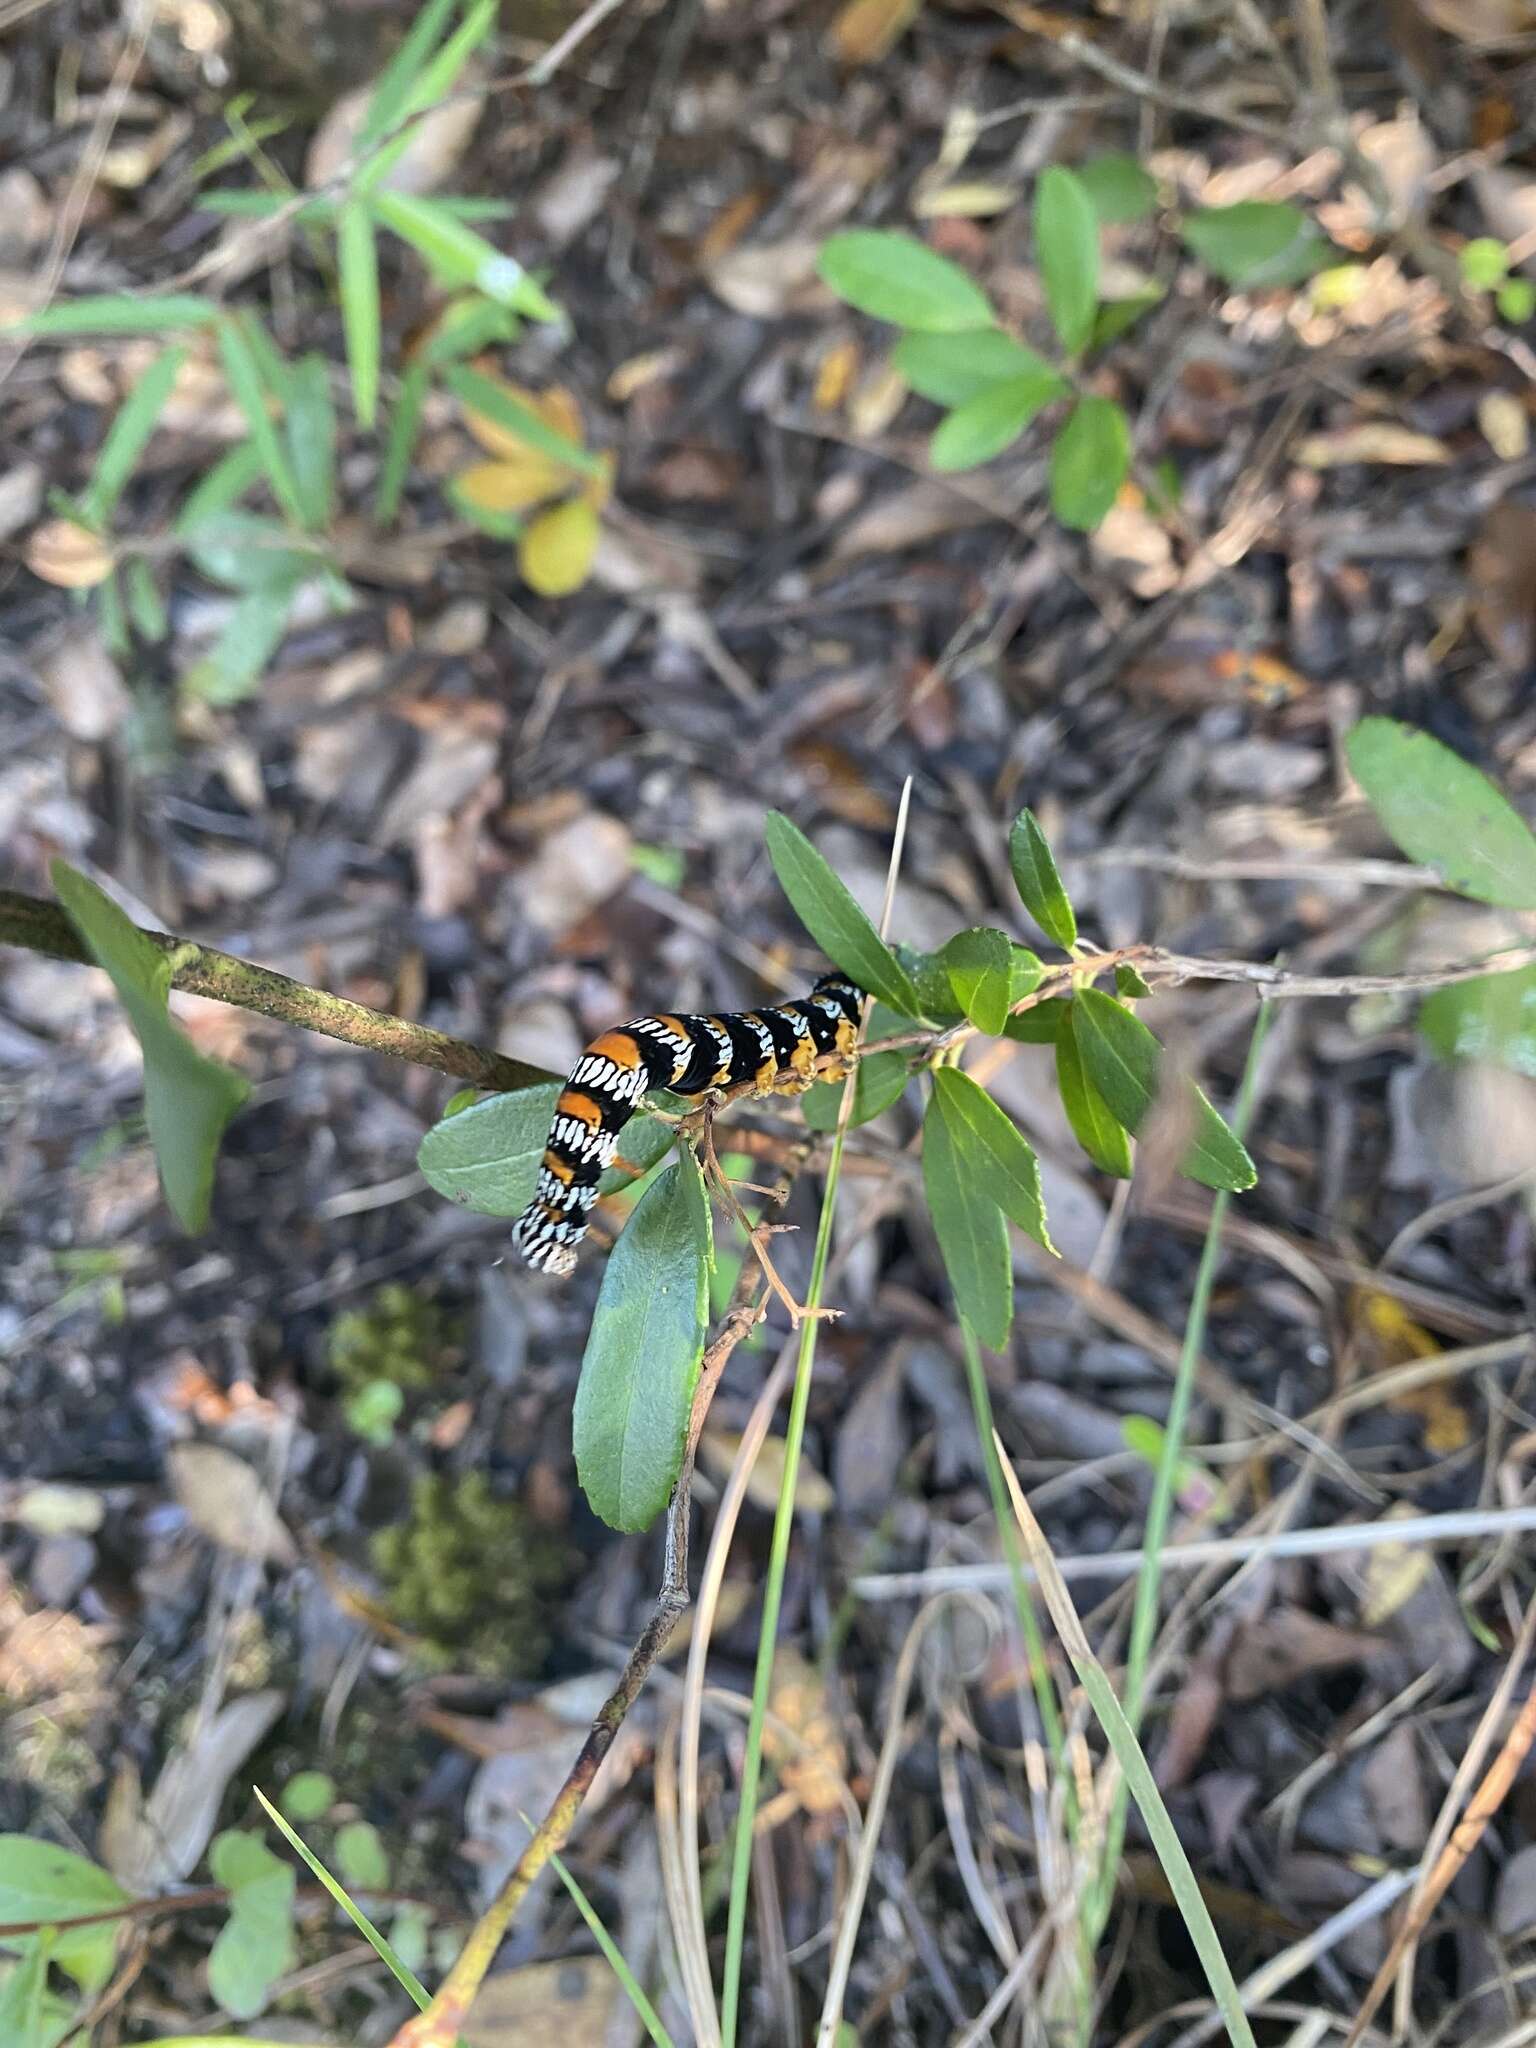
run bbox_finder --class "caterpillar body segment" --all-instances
[511,972,864,1274]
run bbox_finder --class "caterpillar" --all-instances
[511,972,865,1276]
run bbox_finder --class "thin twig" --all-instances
[0,887,554,1094]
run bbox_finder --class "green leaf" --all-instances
[125,557,167,642]
[801,1019,909,1131]
[1461,236,1510,289]
[5,294,216,336]
[417,1085,672,1216]
[1181,202,1330,288]
[1346,717,1536,909]
[1035,166,1099,357]
[334,1821,389,1891]
[283,353,336,532]
[1056,1004,1133,1177]
[921,1087,1012,1349]
[894,328,1057,407]
[50,862,250,1229]
[402,0,496,117]
[445,363,601,476]
[374,359,430,526]
[1073,987,1256,1193]
[0,1837,128,1995]
[176,441,265,532]
[419,293,522,368]
[1498,278,1535,324]
[180,511,316,591]
[1420,967,1536,1076]
[207,1830,296,2020]
[183,577,302,705]
[360,0,459,142]
[1009,945,1044,1002]
[279,1771,335,1822]
[941,925,1013,1034]
[1115,962,1153,1000]
[1003,995,1070,1044]
[763,811,919,1015]
[1008,808,1078,949]
[893,943,964,1023]
[337,202,381,428]
[574,1153,712,1531]
[216,318,305,527]
[81,345,185,526]
[417,1082,560,1215]
[1091,286,1164,347]
[817,230,994,333]
[371,191,560,320]
[0,1936,48,2041]
[929,371,1066,471]
[198,188,329,220]
[1074,153,1158,225]
[933,1066,1055,1254]
[1050,396,1131,531]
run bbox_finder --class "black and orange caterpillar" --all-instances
[511,972,864,1275]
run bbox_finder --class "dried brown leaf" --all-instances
[24,519,115,590]
[168,1441,296,1565]
[1469,499,1536,673]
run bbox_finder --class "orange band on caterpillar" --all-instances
[511,972,863,1275]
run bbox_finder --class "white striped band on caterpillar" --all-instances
[511,972,864,1275]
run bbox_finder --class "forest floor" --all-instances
[3,0,1536,2043]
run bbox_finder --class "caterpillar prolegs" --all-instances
[511,972,865,1275]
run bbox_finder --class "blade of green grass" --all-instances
[81,344,186,526]
[548,1848,675,2048]
[216,319,304,527]
[992,1443,1260,2048]
[1085,1000,1273,1940]
[337,201,381,428]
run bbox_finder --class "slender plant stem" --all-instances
[1084,1000,1275,1943]
[0,886,554,1094]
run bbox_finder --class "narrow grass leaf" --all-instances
[929,371,1065,471]
[180,511,315,592]
[176,442,265,532]
[445,363,599,475]
[933,1067,1055,1254]
[940,925,1013,1034]
[1073,986,1256,1192]
[894,328,1056,407]
[216,319,304,526]
[6,294,215,336]
[922,1087,1012,1349]
[361,0,459,143]
[1035,165,1099,356]
[1055,1003,1133,1177]
[184,577,301,705]
[817,229,994,332]
[50,862,249,1229]
[0,1933,47,2039]
[1346,716,1536,909]
[764,811,919,1014]
[253,1789,432,2011]
[549,1850,675,2048]
[1008,807,1077,949]
[337,202,381,428]
[1049,396,1131,531]
[283,354,336,531]
[372,191,559,319]
[81,345,185,526]
[403,0,496,117]
[574,1154,712,1531]
[992,1442,1260,2048]
[375,359,430,525]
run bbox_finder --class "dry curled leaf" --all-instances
[765,1646,847,1817]
[1469,499,1536,674]
[24,519,115,589]
[830,0,923,64]
[168,1441,297,1565]
[1295,423,1450,468]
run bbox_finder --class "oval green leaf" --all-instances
[801,1048,908,1131]
[51,861,250,1232]
[1008,807,1078,949]
[1075,153,1159,225]
[1346,717,1536,909]
[418,1084,670,1216]
[921,1088,1012,1349]
[0,1836,130,1994]
[1181,202,1330,288]
[894,328,1057,407]
[1004,995,1070,1045]
[1072,987,1256,1192]
[763,811,919,1014]
[574,1153,712,1532]
[1055,1003,1134,1177]
[933,1067,1056,1254]
[1050,396,1131,531]
[817,230,994,333]
[1420,966,1536,1075]
[929,371,1066,471]
[941,925,1013,1035]
[1035,165,1099,357]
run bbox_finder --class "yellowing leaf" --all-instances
[518,496,600,596]
[1354,1288,1472,1453]
[1359,1510,1435,1626]
[464,374,584,460]
[25,518,115,588]
[815,339,859,411]
[456,453,567,513]
[580,449,617,510]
